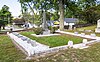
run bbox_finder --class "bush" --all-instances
[48,26,58,33]
[48,26,52,30]
[33,27,43,35]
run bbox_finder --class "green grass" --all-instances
[20,31,84,47]
[0,35,26,62]
[77,25,96,31]
[66,25,100,37]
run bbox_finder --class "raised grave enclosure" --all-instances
[7,31,100,57]
[7,32,49,56]
[8,32,70,57]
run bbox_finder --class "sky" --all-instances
[0,0,21,17]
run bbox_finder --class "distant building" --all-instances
[64,18,79,29]
[13,18,25,25]
[64,18,78,25]
[49,18,79,29]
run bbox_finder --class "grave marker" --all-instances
[95,19,100,33]
[68,40,73,47]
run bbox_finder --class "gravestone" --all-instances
[95,19,100,33]
[68,40,73,47]
[42,11,47,30]
[82,39,87,46]
[42,11,50,35]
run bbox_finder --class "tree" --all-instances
[0,5,11,30]
[18,0,65,30]
[76,0,99,24]
[80,5,100,24]
[18,0,99,30]
[77,0,97,10]
[58,0,64,30]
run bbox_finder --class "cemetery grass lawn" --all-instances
[0,35,26,62]
[20,31,83,47]
[66,25,100,37]
[67,25,96,32]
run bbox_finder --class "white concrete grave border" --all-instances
[56,30,100,40]
[7,31,100,58]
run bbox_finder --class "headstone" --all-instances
[82,39,87,46]
[97,19,100,27]
[68,40,73,47]
[41,11,51,35]
[95,19,100,33]
[42,11,48,30]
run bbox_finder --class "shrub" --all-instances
[48,26,58,33]
[33,27,43,35]
[48,26,53,30]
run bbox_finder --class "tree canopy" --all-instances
[0,5,12,30]
[18,0,100,30]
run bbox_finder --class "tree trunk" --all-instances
[59,0,64,31]
[21,3,24,14]
[27,3,35,24]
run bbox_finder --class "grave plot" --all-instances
[20,31,85,47]
[7,32,87,57]
[7,30,99,58]
[7,32,49,56]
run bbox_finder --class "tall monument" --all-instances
[95,19,100,33]
[42,11,48,30]
[42,11,50,35]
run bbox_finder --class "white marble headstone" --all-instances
[68,40,73,47]
[97,19,100,27]
[95,19,100,33]
[82,39,87,46]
